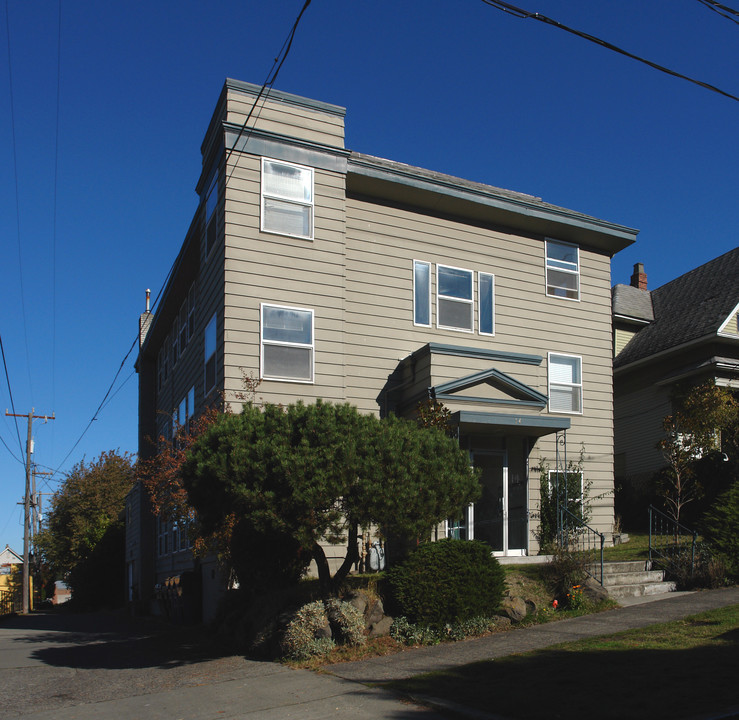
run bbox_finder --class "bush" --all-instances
[663,544,728,590]
[386,539,505,629]
[701,480,739,579]
[540,548,588,605]
[279,598,365,661]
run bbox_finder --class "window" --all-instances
[546,239,580,300]
[413,260,431,326]
[204,171,218,257]
[548,353,582,414]
[548,470,584,506]
[204,313,217,394]
[172,322,179,366]
[437,265,473,331]
[157,516,170,557]
[179,301,188,354]
[174,386,196,438]
[187,285,196,340]
[261,158,313,239]
[479,272,494,335]
[261,304,314,382]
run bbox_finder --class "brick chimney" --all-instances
[139,289,153,349]
[630,263,647,290]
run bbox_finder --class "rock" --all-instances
[491,615,512,629]
[524,599,539,617]
[315,619,332,640]
[584,579,609,604]
[345,590,369,615]
[500,596,527,623]
[368,615,394,638]
[366,598,385,626]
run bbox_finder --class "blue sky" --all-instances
[1,0,737,552]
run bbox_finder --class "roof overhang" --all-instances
[451,410,570,438]
[347,154,638,255]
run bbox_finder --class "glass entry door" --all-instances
[472,451,527,556]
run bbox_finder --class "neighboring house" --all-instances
[0,545,23,614]
[613,251,739,514]
[128,79,638,619]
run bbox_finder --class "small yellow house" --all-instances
[0,545,24,614]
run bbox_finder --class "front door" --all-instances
[472,451,527,556]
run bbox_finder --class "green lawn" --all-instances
[602,531,651,562]
[390,604,739,720]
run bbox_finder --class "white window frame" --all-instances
[478,271,495,336]
[204,313,217,395]
[545,239,580,301]
[260,158,314,240]
[413,260,432,327]
[260,303,315,383]
[548,352,583,415]
[436,264,474,333]
[548,470,584,506]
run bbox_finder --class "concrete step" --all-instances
[602,570,665,587]
[606,580,677,599]
[600,560,649,574]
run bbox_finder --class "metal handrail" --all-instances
[559,506,605,585]
[648,504,698,577]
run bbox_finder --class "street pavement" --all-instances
[2,586,739,720]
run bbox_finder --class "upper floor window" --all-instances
[204,170,218,257]
[261,303,314,382]
[261,158,313,239]
[546,239,580,301]
[479,272,495,336]
[174,386,196,438]
[413,260,431,327]
[548,353,582,414]
[204,313,217,395]
[437,265,474,332]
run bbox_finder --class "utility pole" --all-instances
[6,409,55,614]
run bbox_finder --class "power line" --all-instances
[4,1,35,400]
[480,0,739,103]
[695,0,739,25]
[0,332,24,463]
[224,0,313,185]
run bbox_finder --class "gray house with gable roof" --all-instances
[613,250,739,517]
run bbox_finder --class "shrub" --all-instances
[540,548,588,604]
[386,539,505,629]
[663,544,728,590]
[701,480,739,579]
[279,598,365,661]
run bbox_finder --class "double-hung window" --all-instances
[261,159,313,239]
[175,386,195,438]
[548,353,582,414]
[546,239,580,300]
[204,313,217,394]
[437,265,474,332]
[261,304,314,382]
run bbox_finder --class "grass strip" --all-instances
[390,604,739,720]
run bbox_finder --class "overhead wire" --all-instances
[4,0,35,405]
[695,0,739,25]
[224,0,313,186]
[49,0,315,477]
[0,332,24,464]
[479,0,739,102]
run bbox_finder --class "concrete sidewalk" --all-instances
[4,587,739,720]
[326,585,739,684]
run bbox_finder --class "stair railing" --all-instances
[648,505,697,577]
[559,506,605,586]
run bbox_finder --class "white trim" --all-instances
[548,352,583,415]
[717,299,739,337]
[260,303,315,383]
[545,238,580,302]
[478,271,495,336]
[260,157,314,240]
[436,264,474,333]
[413,259,432,327]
